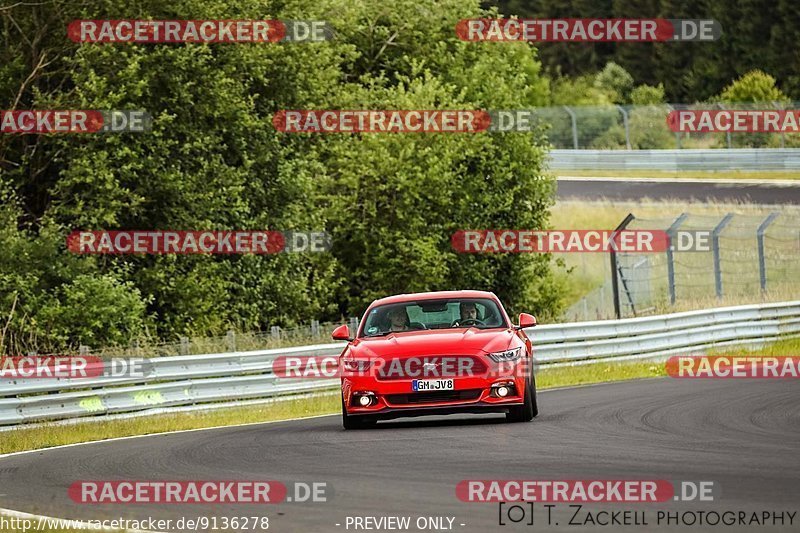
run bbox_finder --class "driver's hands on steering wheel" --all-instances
[452,318,485,327]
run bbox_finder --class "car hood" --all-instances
[349,328,516,358]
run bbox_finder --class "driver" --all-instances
[453,301,482,326]
[460,302,479,322]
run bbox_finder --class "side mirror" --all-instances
[332,324,352,341]
[517,313,537,329]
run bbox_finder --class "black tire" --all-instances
[342,397,377,430]
[507,374,538,422]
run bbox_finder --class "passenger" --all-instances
[386,307,411,332]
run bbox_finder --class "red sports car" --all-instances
[332,290,538,429]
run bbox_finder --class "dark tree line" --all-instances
[488,0,800,102]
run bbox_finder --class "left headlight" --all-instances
[487,347,522,363]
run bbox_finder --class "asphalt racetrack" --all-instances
[1,378,798,532]
[556,177,800,204]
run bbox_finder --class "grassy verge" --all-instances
[2,337,799,531]
[555,169,800,180]
[7,337,800,456]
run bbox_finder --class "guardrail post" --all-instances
[563,106,579,149]
[180,337,189,356]
[757,212,779,292]
[616,105,631,149]
[610,213,636,319]
[666,213,688,305]
[712,214,734,299]
[226,330,236,352]
[270,326,281,340]
[79,345,89,356]
[311,320,320,337]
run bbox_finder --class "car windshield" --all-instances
[359,298,507,337]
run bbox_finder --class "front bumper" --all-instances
[341,358,528,417]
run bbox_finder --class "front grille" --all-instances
[376,355,488,380]
[386,389,482,405]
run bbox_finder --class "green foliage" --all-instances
[630,83,665,105]
[35,274,151,348]
[716,70,790,104]
[489,0,800,101]
[0,0,561,352]
[594,62,634,104]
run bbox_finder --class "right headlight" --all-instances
[487,347,522,363]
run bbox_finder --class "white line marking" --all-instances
[0,378,663,533]
[557,175,800,186]
[0,506,161,532]
[0,378,655,461]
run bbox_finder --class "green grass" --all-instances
[2,337,799,531]
[555,169,800,180]
[7,337,800,456]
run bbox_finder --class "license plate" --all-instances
[412,379,454,392]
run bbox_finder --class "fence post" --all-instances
[226,330,236,352]
[712,214,734,299]
[616,105,631,149]
[563,106,579,149]
[773,102,785,148]
[348,317,359,335]
[757,212,779,292]
[311,319,320,337]
[79,345,90,356]
[270,326,281,340]
[666,213,688,305]
[717,103,732,148]
[610,213,636,319]
[666,104,681,148]
[179,337,189,356]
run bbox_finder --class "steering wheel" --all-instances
[454,318,485,327]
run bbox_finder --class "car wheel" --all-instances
[507,374,538,422]
[342,397,377,430]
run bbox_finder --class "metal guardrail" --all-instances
[1,300,798,427]
[548,148,800,171]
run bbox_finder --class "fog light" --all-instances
[496,386,509,397]
[358,395,372,406]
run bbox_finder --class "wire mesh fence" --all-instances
[534,102,800,150]
[565,211,800,322]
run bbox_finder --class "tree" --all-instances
[594,62,634,104]
[0,0,563,352]
[716,70,790,104]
